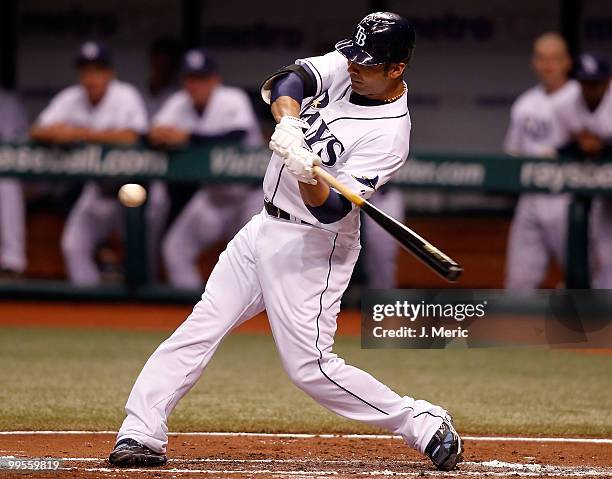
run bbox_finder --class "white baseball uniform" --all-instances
[117,51,450,456]
[0,89,28,273]
[158,86,264,288]
[36,80,148,285]
[554,80,612,288]
[503,80,579,289]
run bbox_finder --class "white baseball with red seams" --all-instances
[117,51,449,456]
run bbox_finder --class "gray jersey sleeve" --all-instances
[36,87,77,127]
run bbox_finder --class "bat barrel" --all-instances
[313,166,464,283]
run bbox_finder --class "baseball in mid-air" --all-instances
[118,183,147,207]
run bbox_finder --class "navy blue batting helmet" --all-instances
[335,12,416,66]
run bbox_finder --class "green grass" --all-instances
[1,327,611,436]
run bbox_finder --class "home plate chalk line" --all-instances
[0,430,611,444]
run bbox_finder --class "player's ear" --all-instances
[386,63,405,79]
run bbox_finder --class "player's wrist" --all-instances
[278,116,308,130]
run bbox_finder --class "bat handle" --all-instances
[312,165,365,207]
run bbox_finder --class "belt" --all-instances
[264,199,310,225]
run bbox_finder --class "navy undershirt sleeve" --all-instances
[306,189,353,224]
[271,72,305,104]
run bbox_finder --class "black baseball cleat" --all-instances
[424,415,463,471]
[108,438,167,468]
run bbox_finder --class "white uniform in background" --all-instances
[363,188,405,288]
[36,80,148,285]
[158,86,263,288]
[503,80,579,289]
[118,50,449,457]
[555,80,612,288]
[0,90,28,274]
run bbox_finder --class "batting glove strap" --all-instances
[269,116,309,158]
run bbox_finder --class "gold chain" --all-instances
[384,82,407,103]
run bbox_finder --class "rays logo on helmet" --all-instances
[355,25,367,47]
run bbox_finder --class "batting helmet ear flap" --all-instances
[260,64,317,105]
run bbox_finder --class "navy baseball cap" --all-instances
[76,41,113,67]
[182,48,218,76]
[575,53,610,82]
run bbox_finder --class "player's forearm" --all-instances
[29,126,59,143]
[83,129,140,145]
[299,180,329,207]
[271,96,301,123]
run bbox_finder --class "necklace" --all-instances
[384,82,407,103]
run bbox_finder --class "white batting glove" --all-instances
[269,116,309,157]
[284,146,321,185]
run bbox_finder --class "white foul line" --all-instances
[0,430,610,444]
[60,466,612,478]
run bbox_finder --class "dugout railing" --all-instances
[0,141,610,298]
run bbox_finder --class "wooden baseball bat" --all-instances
[313,165,463,282]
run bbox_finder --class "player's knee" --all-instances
[284,358,322,392]
[60,229,89,260]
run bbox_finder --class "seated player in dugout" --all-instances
[109,13,462,473]
[554,53,612,288]
[30,41,149,286]
[149,48,264,289]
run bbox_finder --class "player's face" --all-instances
[78,64,114,105]
[580,79,609,111]
[531,41,571,90]
[184,74,220,108]
[347,61,404,97]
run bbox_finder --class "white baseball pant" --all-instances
[0,178,26,273]
[118,212,448,455]
[590,197,612,288]
[504,193,571,289]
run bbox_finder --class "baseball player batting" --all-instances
[109,12,462,472]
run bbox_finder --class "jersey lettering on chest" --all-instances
[301,92,345,167]
[522,115,551,142]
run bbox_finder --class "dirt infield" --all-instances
[0,302,361,335]
[1,432,611,478]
